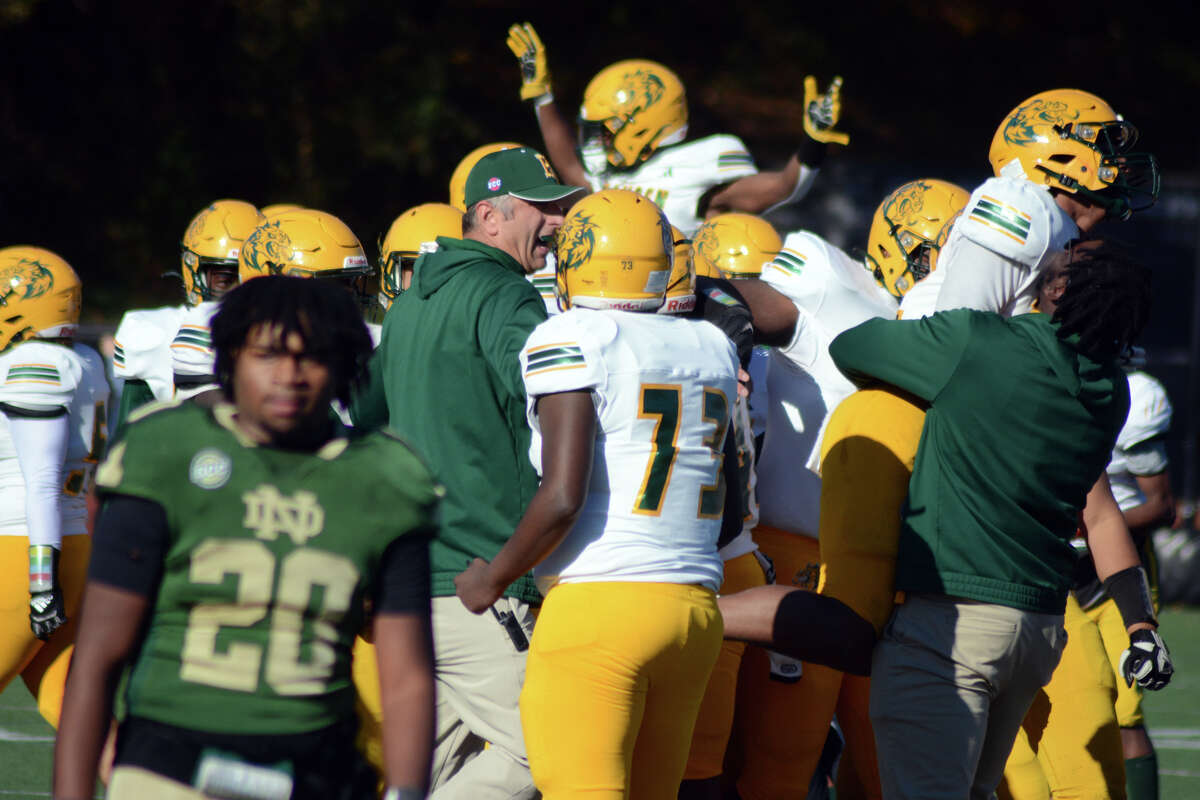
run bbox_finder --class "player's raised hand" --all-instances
[803,75,850,146]
[507,22,552,102]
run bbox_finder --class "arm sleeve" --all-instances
[478,279,549,401]
[829,312,972,402]
[1122,439,1169,477]
[374,530,433,614]
[87,494,169,596]
[934,236,1031,315]
[8,412,70,549]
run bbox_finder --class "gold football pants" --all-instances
[684,550,768,780]
[1000,594,1124,800]
[736,388,925,800]
[520,581,722,800]
[0,534,90,728]
[733,529,881,800]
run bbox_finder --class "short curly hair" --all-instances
[1052,239,1151,362]
[211,276,374,407]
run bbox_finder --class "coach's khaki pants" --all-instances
[430,595,537,800]
[869,593,1067,800]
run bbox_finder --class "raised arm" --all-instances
[507,22,590,188]
[703,76,847,217]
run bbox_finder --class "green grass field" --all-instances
[3,607,1199,799]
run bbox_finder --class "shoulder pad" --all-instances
[126,397,187,427]
[954,177,1077,268]
[1118,371,1172,448]
[114,306,184,380]
[171,302,219,377]
[0,340,83,410]
[521,310,608,398]
[764,231,894,325]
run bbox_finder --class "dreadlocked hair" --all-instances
[211,275,374,407]
[1051,240,1151,362]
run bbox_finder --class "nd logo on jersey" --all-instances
[242,484,325,546]
[1004,99,1077,146]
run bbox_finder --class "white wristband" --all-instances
[533,92,555,108]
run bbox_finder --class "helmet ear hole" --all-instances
[1048,154,1075,164]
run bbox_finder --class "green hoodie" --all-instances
[358,236,547,602]
[830,310,1129,613]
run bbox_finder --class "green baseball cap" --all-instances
[463,147,584,208]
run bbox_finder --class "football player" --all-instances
[710,211,897,800]
[112,199,263,433]
[0,246,109,728]
[454,189,740,799]
[54,276,437,800]
[378,203,465,310]
[928,89,1159,317]
[653,227,770,799]
[693,212,783,443]
[1000,251,1175,800]
[506,22,847,236]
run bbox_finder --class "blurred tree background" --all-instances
[1,0,1194,317]
[2,0,1199,496]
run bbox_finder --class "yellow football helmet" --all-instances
[180,199,264,305]
[658,225,696,314]
[449,142,524,211]
[579,59,688,169]
[989,89,1159,220]
[693,213,781,279]
[239,209,375,312]
[556,189,673,312]
[0,246,82,352]
[866,179,970,299]
[378,203,463,309]
[261,203,303,218]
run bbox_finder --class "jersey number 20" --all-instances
[181,539,359,695]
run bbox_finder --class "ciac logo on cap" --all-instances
[487,177,502,191]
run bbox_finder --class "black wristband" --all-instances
[1102,565,1157,628]
[795,135,827,169]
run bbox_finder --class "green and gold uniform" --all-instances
[94,400,437,739]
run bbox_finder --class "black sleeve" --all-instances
[374,530,433,615]
[796,135,827,169]
[88,494,169,596]
[716,425,744,550]
[693,276,755,369]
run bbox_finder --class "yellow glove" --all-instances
[506,22,552,102]
[803,75,849,146]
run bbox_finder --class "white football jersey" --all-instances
[527,253,559,316]
[586,135,759,236]
[933,176,1078,316]
[522,308,737,592]
[0,341,109,537]
[113,305,186,401]
[1107,371,1172,512]
[755,231,897,537]
[171,300,219,400]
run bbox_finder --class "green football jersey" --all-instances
[95,400,439,735]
